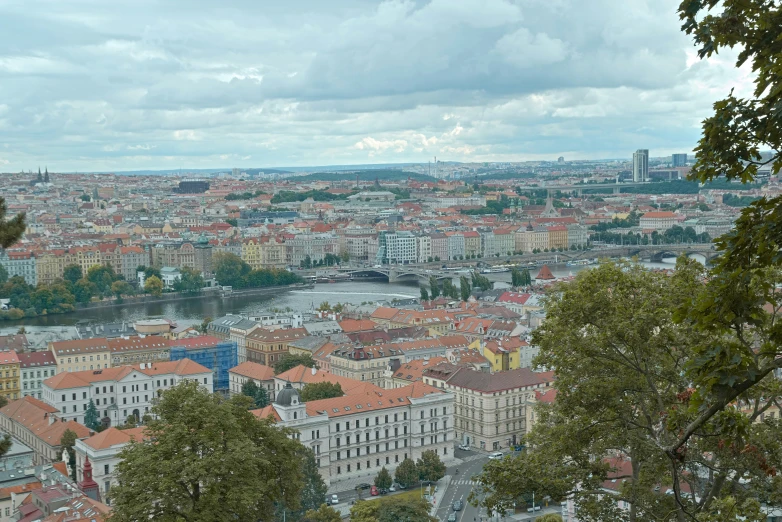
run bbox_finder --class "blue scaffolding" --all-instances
[170,339,238,393]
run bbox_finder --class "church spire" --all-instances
[36,167,42,183]
[78,455,101,502]
[44,167,49,183]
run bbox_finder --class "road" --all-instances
[435,448,490,522]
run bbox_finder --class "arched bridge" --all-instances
[337,266,465,284]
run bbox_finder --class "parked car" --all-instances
[331,494,339,505]
[356,483,372,490]
[453,500,463,511]
[448,513,457,522]
[488,452,503,460]
[370,485,379,496]
[458,443,470,451]
[388,484,397,492]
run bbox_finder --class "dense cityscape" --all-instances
[1,1,781,522]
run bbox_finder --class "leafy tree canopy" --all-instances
[300,382,343,402]
[110,381,306,522]
[0,197,25,248]
[274,353,317,375]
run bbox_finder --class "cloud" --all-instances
[0,0,751,170]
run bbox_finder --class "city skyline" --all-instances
[1,0,754,171]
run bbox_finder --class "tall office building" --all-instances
[633,149,649,182]
[672,153,687,167]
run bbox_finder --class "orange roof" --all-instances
[82,426,147,450]
[370,307,399,321]
[536,265,555,280]
[275,365,381,395]
[50,338,110,356]
[0,396,91,446]
[338,319,377,333]
[641,211,677,218]
[44,359,211,390]
[0,351,20,365]
[392,357,448,383]
[230,361,275,382]
[304,381,445,419]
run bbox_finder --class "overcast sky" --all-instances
[0,0,753,172]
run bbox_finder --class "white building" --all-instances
[0,250,36,286]
[73,426,146,501]
[255,381,455,487]
[633,149,649,182]
[378,232,418,265]
[416,235,432,263]
[42,359,213,427]
[639,211,679,232]
[19,351,57,400]
[228,361,276,399]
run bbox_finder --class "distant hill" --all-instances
[290,169,436,182]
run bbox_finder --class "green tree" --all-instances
[300,255,312,270]
[59,429,77,480]
[274,353,317,375]
[172,267,204,293]
[301,504,341,522]
[0,265,6,285]
[416,449,445,483]
[225,218,238,227]
[109,381,305,522]
[63,264,82,285]
[292,448,328,520]
[213,252,251,288]
[199,316,212,334]
[394,457,418,488]
[511,267,522,287]
[84,399,100,431]
[374,466,392,490]
[471,272,492,291]
[0,197,25,248]
[73,278,97,303]
[419,286,429,301]
[241,380,269,408]
[137,265,162,280]
[300,382,343,402]
[471,261,782,521]
[143,275,163,297]
[459,275,471,301]
[349,497,437,522]
[535,515,563,522]
[340,250,350,263]
[86,264,119,297]
[441,279,459,299]
[428,276,440,299]
[111,280,133,299]
[521,268,532,286]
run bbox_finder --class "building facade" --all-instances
[19,352,57,400]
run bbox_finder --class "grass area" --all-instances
[358,485,434,503]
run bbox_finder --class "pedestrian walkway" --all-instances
[448,479,476,487]
[429,475,451,517]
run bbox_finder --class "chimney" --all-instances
[311,367,317,376]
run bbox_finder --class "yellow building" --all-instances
[242,237,287,270]
[0,351,21,401]
[49,338,112,373]
[547,225,568,251]
[241,238,263,269]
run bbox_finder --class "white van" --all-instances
[488,452,503,460]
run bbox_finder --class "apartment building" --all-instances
[0,352,20,402]
[329,335,474,387]
[285,234,338,266]
[245,327,308,366]
[337,227,378,262]
[423,365,554,451]
[109,336,171,367]
[430,233,448,262]
[0,251,36,286]
[463,231,481,258]
[42,359,213,426]
[241,237,286,270]
[73,427,146,501]
[377,231,417,265]
[19,351,57,400]
[255,380,454,486]
[0,396,91,465]
[50,338,112,374]
[547,225,569,250]
[370,307,456,335]
[228,361,276,398]
[445,232,466,260]
[639,211,679,232]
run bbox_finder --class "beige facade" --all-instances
[50,339,111,374]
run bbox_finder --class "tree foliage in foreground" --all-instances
[471,262,782,521]
[0,197,25,248]
[349,497,437,522]
[109,381,306,522]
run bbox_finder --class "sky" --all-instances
[0,0,755,172]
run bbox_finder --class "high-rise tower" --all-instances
[633,149,649,182]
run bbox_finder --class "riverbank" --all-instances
[0,283,311,322]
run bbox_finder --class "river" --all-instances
[0,256,698,335]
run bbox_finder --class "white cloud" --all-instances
[0,0,750,170]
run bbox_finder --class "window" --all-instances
[337,466,341,474]
[104,464,110,474]
[347,464,350,472]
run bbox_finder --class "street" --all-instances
[434,449,490,522]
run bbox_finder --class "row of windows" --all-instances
[22,369,52,379]
[334,447,449,475]
[59,354,110,365]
